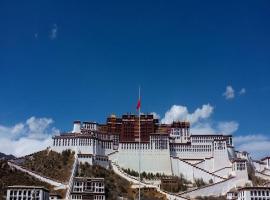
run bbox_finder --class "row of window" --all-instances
[120,142,168,150]
[8,198,39,200]
[250,198,270,200]
[9,190,39,196]
[250,190,270,196]
[170,148,212,152]
[233,163,246,171]
[191,136,226,144]
[53,138,112,149]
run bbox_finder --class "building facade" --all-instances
[226,187,270,200]
[70,177,105,200]
[50,114,256,186]
[6,186,49,200]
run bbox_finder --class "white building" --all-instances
[227,190,238,200]
[228,187,270,200]
[70,177,105,200]
[6,186,49,200]
[50,120,259,186]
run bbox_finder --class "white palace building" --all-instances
[50,114,270,198]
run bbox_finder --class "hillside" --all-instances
[77,162,166,200]
[20,149,74,183]
[0,160,65,200]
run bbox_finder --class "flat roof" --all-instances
[232,158,247,163]
[238,187,270,191]
[73,177,104,181]
[7,185,49,191]
[191,134,232,137]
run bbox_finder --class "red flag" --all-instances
[136,99,141,111]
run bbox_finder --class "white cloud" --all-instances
[0,137,52,158]
[151,112,160,119]
[0,117,58,157]
[159,104,239,135]
[234,134,270,159]
[223,85,235,100]
[49,24,58,40]
[239,88,246,95]
[161,104,213,124]
[191,122,216,135]
[190,121,239,135]
[217,121,239,135]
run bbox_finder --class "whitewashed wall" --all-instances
[181,177,250,198]
[114,147,172,175]
[171,157,224,183]
[213,167,232,178]
[213,142,231,172]
[195,157,214,172]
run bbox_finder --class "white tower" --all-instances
[72,121,81,133]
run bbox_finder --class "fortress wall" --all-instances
[253,162,267,172]
[195,157,214,172]
[51,138,114,156]
[213,167,232,178]
[213,141,231,172]
[171,157,224,183]
[183,178,236,198]
[183,160,204,165]
[116,148,172,175]
[170,144,212,160]
[181,177,249,198]
[171,151,212,159]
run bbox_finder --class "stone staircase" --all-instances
[65,152,79,199]
[110,162,188,200]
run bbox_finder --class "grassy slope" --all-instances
[21,149,74,183]
[0,160,65,200]
[78,163,166,200]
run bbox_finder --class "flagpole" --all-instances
[138,86,141,200]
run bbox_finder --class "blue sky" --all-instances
[1,0,270,157]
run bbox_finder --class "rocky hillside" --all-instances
[0,160,65,200]
[20,149,74,183]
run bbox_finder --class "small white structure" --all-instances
[70,177,105,200]
[72,121,81,133]
[6,186,49,200]
[226,190,237,200]
[82,121,97,131]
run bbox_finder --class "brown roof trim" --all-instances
[238,186,270,191]
[7,186,49,192]
[191,134,232,137]
[120,141,149,144]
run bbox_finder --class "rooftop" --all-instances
[7,185,49,192]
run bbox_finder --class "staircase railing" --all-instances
[65,152,78,200]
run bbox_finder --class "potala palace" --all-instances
[49,114,270,199]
